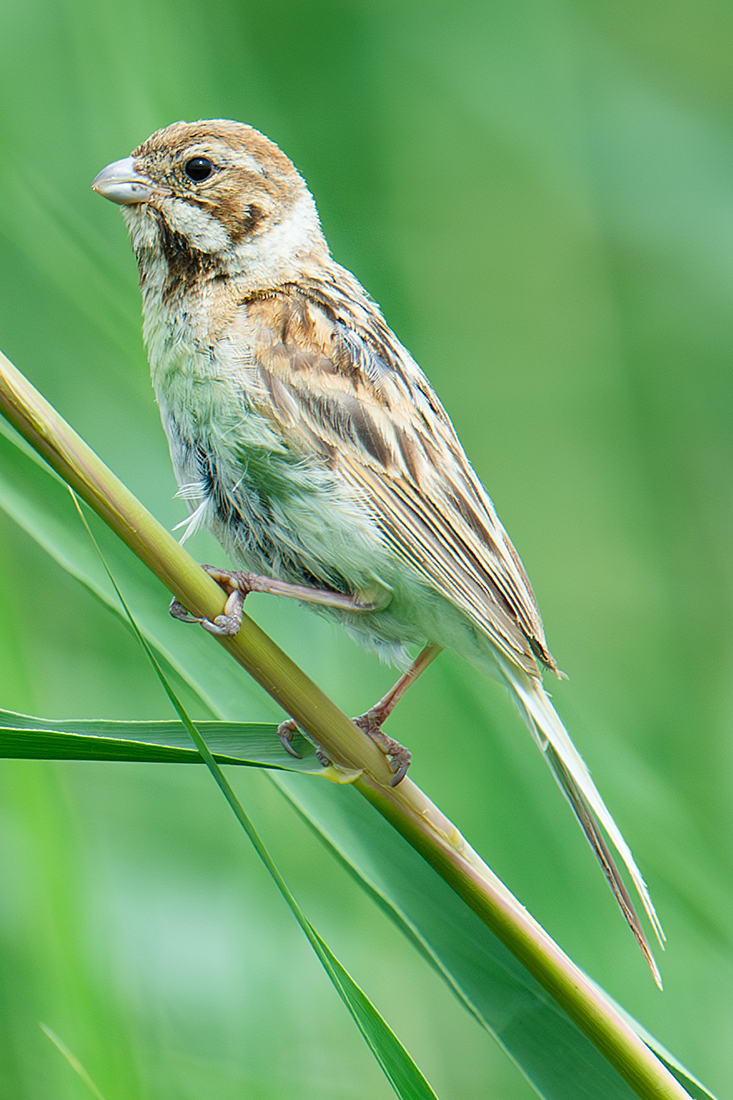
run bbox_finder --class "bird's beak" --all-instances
[91,156,156,205]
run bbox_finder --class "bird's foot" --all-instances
[278,713,410,785]
[170,566,382,636]
[277,719,330,765]
[353,708,411,786]
[169,565,250,636]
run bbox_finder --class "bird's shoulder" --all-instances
[226,267,452,469]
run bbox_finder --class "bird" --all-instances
[92,119,663,979]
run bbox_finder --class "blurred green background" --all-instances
[0,0,732,1096]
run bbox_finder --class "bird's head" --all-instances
[92,119,327,291]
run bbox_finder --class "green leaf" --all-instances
[0,394,711,1100]
[0,708,318,770]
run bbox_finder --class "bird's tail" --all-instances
[499,660,664,986]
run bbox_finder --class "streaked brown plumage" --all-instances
[93,119,663,979]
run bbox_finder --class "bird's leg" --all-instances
[170,565,380,637]
[353,643,442,785]
[278,644,442,784]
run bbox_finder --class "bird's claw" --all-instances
[352,710,411,786]
[278,720,331,766]
[277,719,304,758]
[169,566,248,636]
[169,598,202,625]
[200,611,243,636]
[278,712,410,785]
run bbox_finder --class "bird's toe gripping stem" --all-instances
[169,566,250,636]
[352,708,412,786]
[277,709,411,786]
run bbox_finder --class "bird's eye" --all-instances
[184,157,215,182]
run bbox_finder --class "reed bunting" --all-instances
[93,120,663,976]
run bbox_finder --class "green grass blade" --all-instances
[0,709,320,770]
[0,387,706,1100]
[301,923,442,1100]
[79,500,440,1100]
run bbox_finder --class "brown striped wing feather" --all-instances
[239,277,557,679]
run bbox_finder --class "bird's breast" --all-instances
[142,289,401,618]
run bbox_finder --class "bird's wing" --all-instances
[237,275,555,678]
[236,278,663,973]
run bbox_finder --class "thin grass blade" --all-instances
[40,1024,108,1100]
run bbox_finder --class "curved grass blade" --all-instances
[0,395,708,1099]
[79,498,440,1100]
[0,709,318,770]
